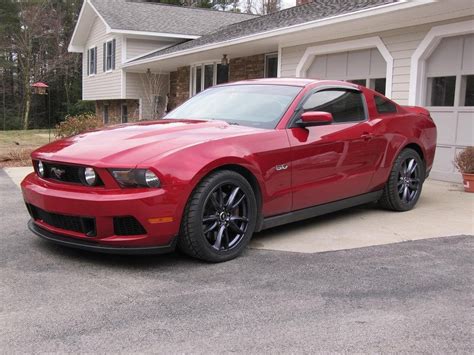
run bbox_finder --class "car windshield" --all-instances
[164,84,302,129]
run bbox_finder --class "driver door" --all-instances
[287,88,381,211]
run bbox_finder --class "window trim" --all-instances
[288,85,368,128]
[87,46,97,76]
[409,19,474,106]
[104,39,115,73]
[190,60,229,96]
[121,103,128,123]
[264,52,278,78]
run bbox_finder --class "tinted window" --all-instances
[463,75,474,106]
[374,95,397,114]
[302,89,366,123]
[428,76,456,106]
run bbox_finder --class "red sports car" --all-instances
[22,79,437,262]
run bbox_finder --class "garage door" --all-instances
[425,34,474,182]
[306,48,387,95]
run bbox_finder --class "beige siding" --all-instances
[126,72,170,119]
[126,38,172,60]
[280,17,472,105]
[82,16,122,100]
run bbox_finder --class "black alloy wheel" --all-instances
[179,170,257,262]
[379,148,425,211]
[202,183,249,251]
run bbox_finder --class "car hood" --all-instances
[32,119,262,167]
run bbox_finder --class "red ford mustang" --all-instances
[21,79,437,262]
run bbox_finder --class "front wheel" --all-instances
[379,148,425,211]
[178,170,257,262]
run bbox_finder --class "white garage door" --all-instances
[425,34,474,182]
[306,48,387,95]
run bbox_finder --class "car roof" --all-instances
[219,78,361,89]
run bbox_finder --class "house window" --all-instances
[121,104,128,123]
[302,89,366,123]
[87,47,97,75]
[191,62,229,95]
[265,53,278,78]
[103,39,116,72]
[347,78,386,95]
[461,75,474,106]
[427,76,456,106]
[103,104,109,124]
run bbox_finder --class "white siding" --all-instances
[126,38,172,60]
[82,16,122,100]
[280,17,472,105]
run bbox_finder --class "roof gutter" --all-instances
[123,0,434,68]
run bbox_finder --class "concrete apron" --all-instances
[4,166,473,254]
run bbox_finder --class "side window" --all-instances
[374,95,397,114]
[302,89,366,123]
[87,47,97,75]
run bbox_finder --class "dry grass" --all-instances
[0,129,53,167]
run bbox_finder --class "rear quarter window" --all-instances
[374,95,397,114]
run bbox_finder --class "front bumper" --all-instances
[28,220,176,254]
[21,172,187,250]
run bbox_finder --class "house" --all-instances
[69,0,474,183]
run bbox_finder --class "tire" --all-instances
[379,148,425,211]
[178,170,258,262]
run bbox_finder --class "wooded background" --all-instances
[0,0,282,131]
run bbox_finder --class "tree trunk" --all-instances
[23,90,30,130]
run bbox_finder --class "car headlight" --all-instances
[83,167,97,186]
[109,169,161,188]
[37,160,45,177]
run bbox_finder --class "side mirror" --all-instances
[299,111,333,127]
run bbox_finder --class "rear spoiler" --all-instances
[402,106,431,117]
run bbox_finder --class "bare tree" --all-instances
[140,69,169,120]
[243,0,281,14]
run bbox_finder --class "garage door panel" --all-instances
[433,146,455,173]
[456,111,474,146]
[326,52,348,78]
[462,35,474,73]
[307,55,327,78]
[427,36,463,75]
[369,49,386,77]
[430,111,456,145]
[347,50,370,78]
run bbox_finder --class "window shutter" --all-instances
[94,47,97,74]
[112,39,116,70]
[87,49,90,75]
[103,43,106,72]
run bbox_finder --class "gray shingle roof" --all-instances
[134,0,397,61]
[90,0,257,36]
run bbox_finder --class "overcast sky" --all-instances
[282,0,296,9]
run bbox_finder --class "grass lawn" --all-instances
[0,129,54,167]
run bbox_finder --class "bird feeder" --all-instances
[32,82,49,95]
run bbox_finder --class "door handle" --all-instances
[361,133,374,141]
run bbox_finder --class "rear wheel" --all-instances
[178,170,257,262]
[379,148,424,211]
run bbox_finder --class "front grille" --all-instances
[27,204,96,237]
[36,161,103,186]
[114,216,146,236]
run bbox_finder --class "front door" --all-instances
[288,88,380,211]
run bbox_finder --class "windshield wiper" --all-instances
[227,122,240,126]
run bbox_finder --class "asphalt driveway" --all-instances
[1,169,473,353]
